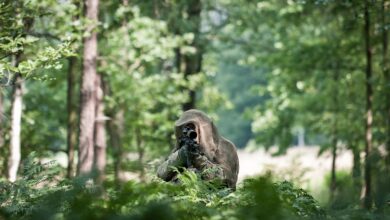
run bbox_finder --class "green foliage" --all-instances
[2,158,389,220]
[277,181,324,218]
[0,0,75,84]
[22,74,68,153]
[210,48,267,148]
[0,163,327,220]
[99,5,190,163]
[324,170,358,210]
[0,152,67,218]
[99,4,229,170]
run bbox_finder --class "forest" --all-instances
[0,0,390,219]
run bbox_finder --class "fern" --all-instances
[0,159,358,220]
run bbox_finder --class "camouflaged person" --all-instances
[157,109,239,189]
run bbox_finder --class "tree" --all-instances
[182,0,202,110]
[0,88,4,149]
[78,0,99,175]
[8,55,23,182]
[217,0,370,207]
[66,0,82,179]
[8,12,34,182]
[362,0,373,209]
[67,56,78,178]
[106,108,124,185]
[93,73,106,183]
[330,67,339,202]
[382,0,390,169]
[98,1,192,181]
[158,0,204,111]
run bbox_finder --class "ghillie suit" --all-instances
[157,109,239,189]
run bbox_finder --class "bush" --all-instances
[0,159,328,220]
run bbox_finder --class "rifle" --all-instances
[179,125,200,167]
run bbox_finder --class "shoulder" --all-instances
[217,137,239,169]
[219,137,238,156]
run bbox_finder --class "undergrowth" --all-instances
[0,154,385,220]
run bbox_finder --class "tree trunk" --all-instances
[363,0,373,209]
[102,0,127,185]
[0,90,4,149]
[67,57,78,178]
[8,75,22,183]
[94,73,106,184]
[182,0,202,111]
[382,0,390,169]
[7,15,33,182]
[135,128,145,181]
[330,131,337,200]
[352,144,361,189]
[0,90,3,177]
[330,68,339,202]
[107,109,124,185]
[175,47,182,73]
[78,0,99,176]
[8,56,22,182]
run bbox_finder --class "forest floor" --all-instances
[237,145,353,203]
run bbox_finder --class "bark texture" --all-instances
[78,0,99,175]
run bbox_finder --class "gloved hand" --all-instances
[176,145,189,167]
